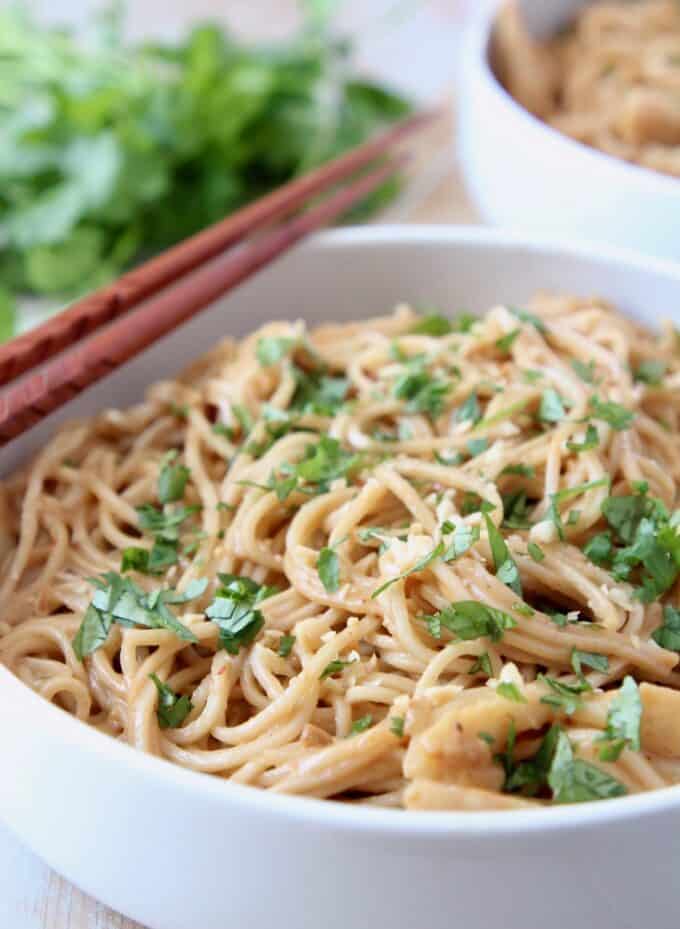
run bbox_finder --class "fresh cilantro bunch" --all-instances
[0,4,410,328]
[584,483,680,602]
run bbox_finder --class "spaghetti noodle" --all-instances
[1,292,679,810]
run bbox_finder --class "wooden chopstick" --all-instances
[0,156,405,443]
[0,108,438,388]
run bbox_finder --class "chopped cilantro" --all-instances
[317,546,340,593]
[528,541,545,562]
[205,573,275,654]
[549,730,627,803]
[510,307,547,333]
[539,674,589,715]
[256,336,296,366]
[539,389,567,423]
[591,488,680,601]
[652,604,680,652]
[290,366,349,416]
[571,649,609,676]
[566,424,599,453]
[158,451,190,504]
[571,359,596,384]
[501,489,533,530]
[501,464,535,478]
[496,681,527,703]
[390,716,405,738]
[589,395,634,431]
[454,392,481,425]
[634,360,666,385]
[496,329,520,354]
[469,652,492,676]
[442,522,480,562]
[149,674,193,729]
[485,514,522,596]
[320,658,355,680]
[424,601,517,642]
[410,314,452,336]
[278,634,296,658]
[350,714,373,734]
[467,437,488,457]
[597,676,641,761]
[72,574,206,660]
[394,358,451,417]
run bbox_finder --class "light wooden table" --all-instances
[0,107,479,929]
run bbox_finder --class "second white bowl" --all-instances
[458,0,680,261]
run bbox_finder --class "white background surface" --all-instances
[1,2,472,927]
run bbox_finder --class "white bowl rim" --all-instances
[465,0,680,196]
[5,222,680,842]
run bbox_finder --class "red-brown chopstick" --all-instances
[0,156,404,443]
[0,108,438,388]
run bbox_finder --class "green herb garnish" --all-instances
[149,674,193,729]
[205,573,276,654]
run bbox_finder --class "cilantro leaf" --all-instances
[350,714,373,734]
[205,573,275,654]
[469,652,492,676]
[549,730,627,803]
[501,464,535,478]
[442,522,480,562]
[320,658,355,680]
[598,676,641,761]
[510,307,546,333]
[571,649,609,676]
[256,337,296,366]
[317,546,340,593]
[539,389,566,423]
[424,601,517,642]
[528,542,545,562]
[149,674,193,729]
[136,504,199,542]
[454,392,481,425]
[485,513,522,596]
[496,681,527,703]
[589,395,634,431]
[652,605,680,652]
[73,573,203,659]
[634,360,666,385]
[566,424,599,453]
[571,359,596,384]
[390,716,405,738]
[278,634,296,658]
[72,604,112,661]
[410,314,452,336]
[467,437,488,457]
[158,453,190,504]
[394,358,451,417]
[290,367,349,416]
[496,329,520,353]
[538,674,588,715]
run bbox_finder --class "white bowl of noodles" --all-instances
[458,0,680,260]
[1,226,680,929]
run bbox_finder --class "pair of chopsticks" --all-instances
[0,110,438,445]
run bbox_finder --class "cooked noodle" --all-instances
[1,292,680,811]
[495,1,680,178]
